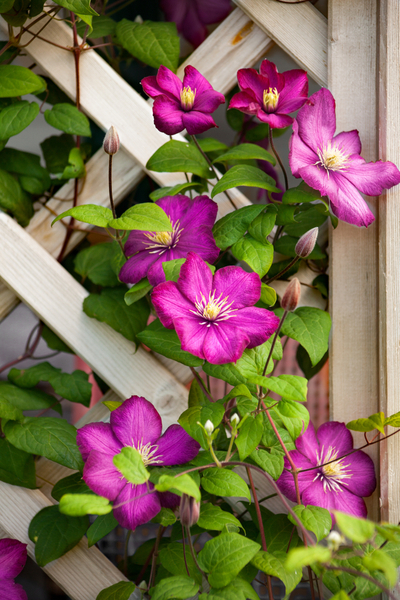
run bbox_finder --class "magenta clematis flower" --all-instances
[161,0,231,48]
[119,195,219,287]
[229,60,308,129]
[152,252,280,364]
[142,65,225,135]
[289,88,400,227]
[77,396,200,530]
[0,539,28,600]
[277,421,376,521]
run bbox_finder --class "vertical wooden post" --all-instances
[328,0,380,520]
[378,0,400,526]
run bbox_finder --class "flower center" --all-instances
[191,290,237,326]
[316,142,349,174]
[263,87,279,111]
[144,220,183,255]
[180,86,196,110]
[132,439,163,466]
[313,445,352,494]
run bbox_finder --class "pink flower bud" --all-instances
[295,227,318,258]
[281,278,301,312]
[103,125,120,155]
[180,494,200,528]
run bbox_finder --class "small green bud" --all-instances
[204,420,214,436]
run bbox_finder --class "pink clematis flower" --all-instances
[161,0,232,48]
[277,421,376,521]
[142,65,225,135]
[119,195,219,287]
[152,252,280,364]
[77,396,200,531]
[289,88,400,227]
[0,539,28,600]
[229,60,308,129]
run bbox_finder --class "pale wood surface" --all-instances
[328,0,380,521]
[233,0,327,86]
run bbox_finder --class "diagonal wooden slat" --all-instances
[233,0,328,86]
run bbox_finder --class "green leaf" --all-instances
[226,108,244,131]
[0,398,23,421]
[272,399,310,440]
[152,507,177,527]
[252,374,308,402]
[288,505,331,542]
[76,14,116,38]
[0,437,36,488]
[124,278,152,306]
[151,575,199,600]
[211,165,280,198]
[146,140,212,179]
[87,511,118,547]
[197,503,242,532]
[0,0,14,12]
[235,413,264,459]
[284,203,328,237]
[109,203,172,232]
[285,545,331,571]
[44,104,91,136]
[53,0,98,15]
[231,234,274,277]
[155,473,201,501]
[41,133,75,175]
[201,468,250,502]
[275,204,297,226]
[179,402,225,449]
[0,65,44,97]
[29,505,89,567]
[347,412,386,435]
[137,318,202,367]
[0,148,50,192]
[188,378,208,407]
[9,362,92,406]
[375,523,400,543]
[362,548,398,587]
[334,511,375,543]
[203,361,253,390]
[252,550,302,595]
[212,204,265,250]
[384,410,400,428]
[96,582,136,600]
[296,345,328,381]
[204,578,259,600]
[0,168,33,226]
[250,449,284,480]
[260,283,277,307]
[0,100,39,140]
[103,400,123,411]
[162,258,214,282]
[274,234,326,260]
[248,205,277,243]
[41,325,73,354]
[52,472,91,501]
[330,593,351,600]
[214,143,275,166]
[74,242,121,287]
[261,425,295,454]
[149,182,203,202]
[83,288,149,345]
[116,19,179,71]
[282,183,322,204]
[52,204,113,227]
[59,493,112,516]
[61,147,85,179]
[159,542,202,585]
[1,0,29,27]
[221,384,252,404]
[3,417,83,471]
[0,381,61,414]
[113,446,150,485]
[244,123,270,141]
[19,174,49,195]
[198,533,260,588]
[236,337,283,380]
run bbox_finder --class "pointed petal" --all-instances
[83,450,125,501]
[340,450,376,498]
[229,91,259,115]
[153,97,184,135]
[113,482,161,530]
[156,424,200,465]
[237,68,268,104]
[179,195,218,229]
[193,89,225,113]
[328,171,375,227]
[301,478,367,521]
[182,111,217,135]
[297,164,331,197]
[236,307,280,349]
[289,120,319,178]
[333,130,361,156]
[152,281,195,328]
[295,422,319,462]
[176,252,213,304]
[0,580,27,600]
[341,156,400,196]
[119,251,159,285]
[213,266,261,309]
[317,422,353,456]
[156,194,192,226]
[181,4,207,48]
[296,88,337,154]
[147,257,169,286]
[256,110,293,129]
[111,396,162,447]
[174,315,209,359]
[141,76,165,99]
[259,59,285,91]
[156,65,183,101]
[0,539,27,579]
[278,69,308,111]
[183,65,213,96]
[177,228,220,264]
[76,422,122,462]
[203,320,250,364]
[196,0,231,24]
[276,450,316,503]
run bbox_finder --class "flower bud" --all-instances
[230,413,240,427]
[180,494,200,528]
[281,278,301,312]
[326,531,345,550]
[204,420,214,436]
[295,227,318,258]
[103,125,120,155]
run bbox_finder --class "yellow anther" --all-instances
[180,86,196,109]
[263,87,279,110]
[316,142,349,173]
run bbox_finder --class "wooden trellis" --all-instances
[0,1,399,598]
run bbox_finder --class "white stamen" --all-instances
[314,445,352,494]
[143,219,184,254]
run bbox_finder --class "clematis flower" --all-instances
[229,60,308,129]
[161,0,232,48]
[119,195,219,287]
[277,421,376,521]
[142,65,225,135]
[0,539,28,600]
[77,396,200,530]
[152,252,280,364]
[289,88,400,227]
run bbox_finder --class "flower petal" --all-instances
[0,539,27,580]
[341,156,400,196]
[301,478,367,521]
[193,89,225,113]
[297,164,331,197]
[153,96,184,135]
[296,88,337,155]
[196,0,231,25]
[259,59,285,91]
[119,251,159,285]
[182,111,217,135]
[174,315,209,359]
[156,65,183,101]
[183,65,213,96]
[203,320,250,364]
[159,490,181,509]
[113,482,161,530]
[124,230,152,257]
[237,68,268,105]
[181,4,207,48]
[156,424,200,465]
[333,130,361,156]
[278,69,308,112]
[213,266,261,309]
[235,307,280,349]
[158,194,218,230]
[0,580,27,600]
[176,252,213,305]
[276,450,316,503]
[160,0,187,30]
[317,422,354,456]
[83,450,125,501]
[289,120,319,178]
[141,76,165,99]
[229,91,259,115]
[327,171,375,227]
[111,396,162,448]
[152,281,195,328]
[256,110,293,129]
[340,450,376,498]
[177,228,220,265]
[76,422,122,462]
[295,422,319,462]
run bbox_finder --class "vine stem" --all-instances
[264,256,299,284]
[268,128,288,191]
[261,310,288,378]
[185,525,206,577]
[189,367,214,403]
[181,522,190,577]
[148,525,164,589]
[108,155,125,253]
[0,322,43,374]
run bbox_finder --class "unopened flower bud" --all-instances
[180,494,200,528]
[231,413,240,427]
[281,278,301,312]
[326,531,345,550]
[103,125,120,155]
[295,227,319,258]
[204,420,214,436]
